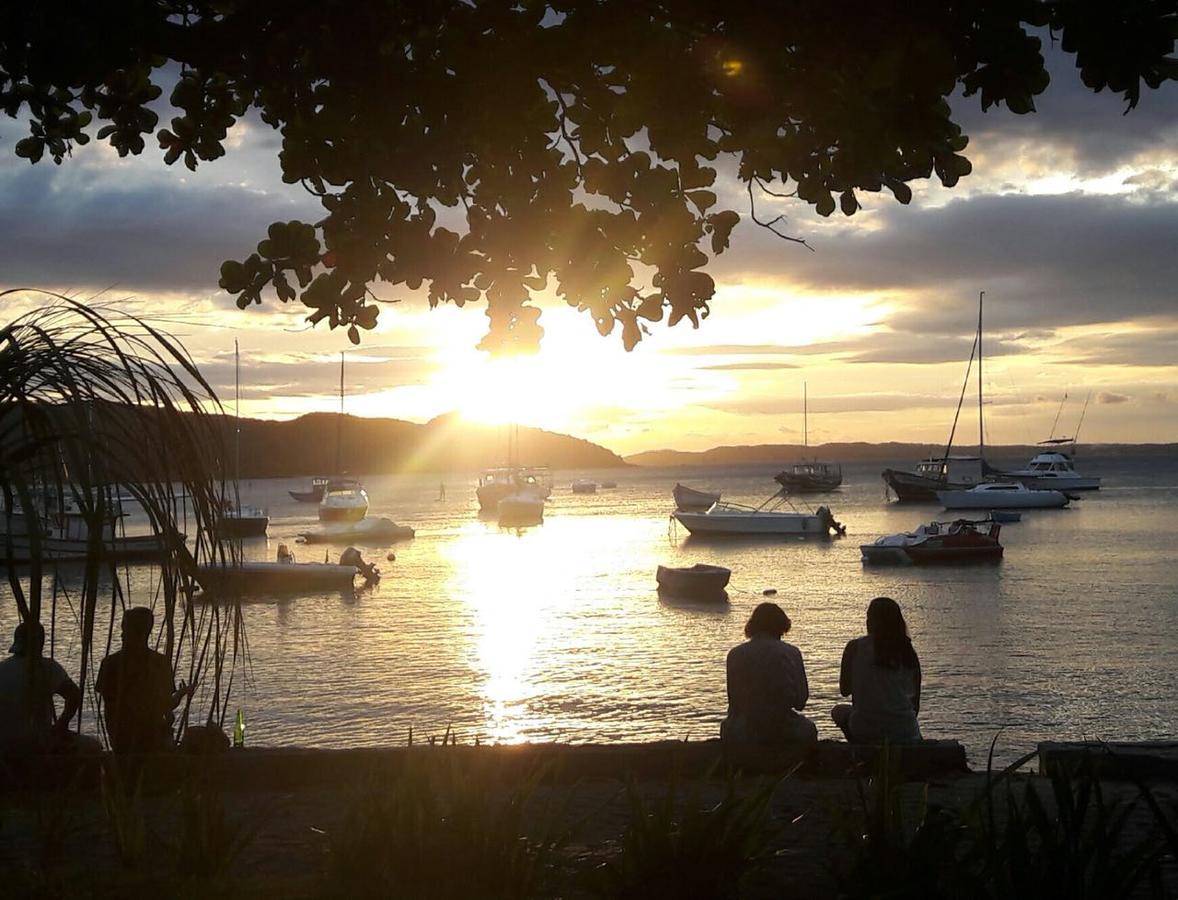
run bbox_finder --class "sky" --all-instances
[1,47,1176,456]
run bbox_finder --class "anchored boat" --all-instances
[938,481,1070,510]
[861,519,1004,565]
[656,563,731,599]
[673,494,845,536]
[672,483,720,512]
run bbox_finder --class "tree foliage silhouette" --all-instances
[3,2,1175,351]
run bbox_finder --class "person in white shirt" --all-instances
[0,621,82,755]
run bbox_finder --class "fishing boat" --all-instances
[571,479,597,493]
[1002,448,1101,491]
[775,383,842,492]
[673,494,845,536]
[318,478,370,522]
[882,292,1003,501]
[300,517,415,544]
[655,563,731,599]
[1001,394,1101,491]
[194,560,361,594]
[289,476,330,504]
[861,519,1004,565]
[672,483,720,512]
[1,505,176,565]
[219,503,269,538]
[938,482,1070,510]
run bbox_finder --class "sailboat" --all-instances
[476,423,551,514]
[774,382,842,493]
[220,341,270,538]
[318,352,369,523]
[882,292,1000,502]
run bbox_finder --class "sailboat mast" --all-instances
[234,339,241,488]
[803,381,808,449]
[336,352,344,474]
[977,291,984,459]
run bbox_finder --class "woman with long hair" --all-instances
[831,597,922,743]
[721,602,817,748]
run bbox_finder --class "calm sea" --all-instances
[5,452,1176,766]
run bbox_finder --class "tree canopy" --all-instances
[3,2,1175,352]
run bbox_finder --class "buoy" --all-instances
[762,588,778,596]
[386,552,396,562]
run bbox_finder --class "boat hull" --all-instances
[289,489,324,503]
[775,473,842,492]
[195,562,358,594]
[672,483,720,512]
[221,515,269,538]
[1,534,175,566]
[497,494,544,526]
[318,505,369,523]
[1006,474,1101,491]
[656,564,731,599]
[300,518,415,544]
[882,469,974,502]
[937,489,1069,509]
[673,510,829,536]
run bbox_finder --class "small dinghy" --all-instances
[656,563,732,599]
[300,517,415,544]
[673,483,720,511]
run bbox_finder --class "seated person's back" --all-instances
[96,608,176,754]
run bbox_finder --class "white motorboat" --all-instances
[937,481,1070,509]
[571,479,597,494]
[300,517,414,544]
[319,479,369,522]
[673,494,845,536]
[672,483,721,512]
[194,560,362,594]
[1003,450,1101,491]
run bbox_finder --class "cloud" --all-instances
[1052,326,1178,367]
[1097,391,1130,404]
[701,361,798,371]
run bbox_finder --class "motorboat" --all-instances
[300,517,415,544]
[219,502,269,538]
[497,490,545,526]
[861,519,1004,565]
[882,456,993,502]
[775,461,842,493]
[937,481,1070,509]
[656,563,731,599]
[290,476,330,503]
[672,483,720,512]
[673,494,845,536]
[476,467,552,512]
[1001,450,1101,491]
[571,479,597,494]
[194,560,362,594]
[318,479,369,522]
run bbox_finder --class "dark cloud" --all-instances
[661,344,797,356]
[700,391,1038,417]
[199,350,436,402]
[717,191,1178,337]
[1052,327,1178,367]
[0,163,317,293]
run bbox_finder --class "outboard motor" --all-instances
[340,546,380,584]
[816,506,847,536]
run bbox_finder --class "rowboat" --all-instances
[672,483,720,511]
[656,563,731,599]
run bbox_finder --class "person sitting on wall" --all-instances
[96,607,188,754]
[721,602,818,753]
[0,621,90,756]
[831,596,923,744]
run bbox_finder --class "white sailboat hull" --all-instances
[937,485,1069,509]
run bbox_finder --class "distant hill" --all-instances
[224,411,627,478]
[625,441,1178,467]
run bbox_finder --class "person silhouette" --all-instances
[0,621,84,756]
[96,608,188,754]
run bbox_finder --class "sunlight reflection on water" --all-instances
[3,454,1177,765]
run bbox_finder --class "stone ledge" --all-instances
[1038,741,1178,780]
[2,738,974,793]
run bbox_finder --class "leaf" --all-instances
[687,190,717,213]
